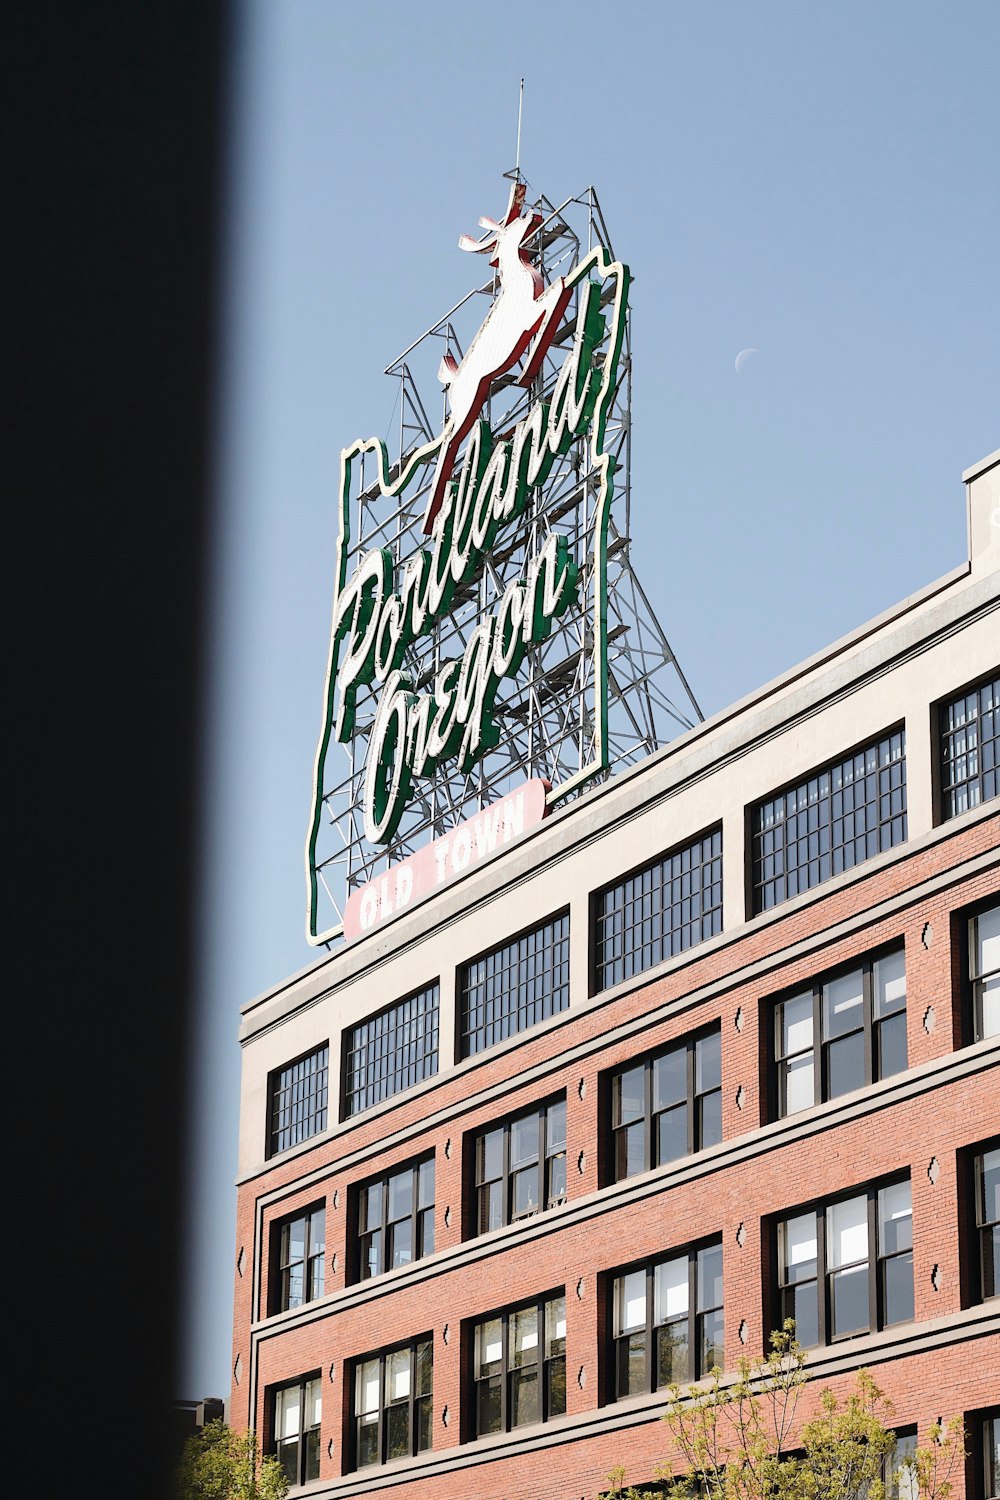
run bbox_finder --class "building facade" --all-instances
[231,449,999,1499]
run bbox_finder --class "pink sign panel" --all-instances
[343,779,550,941]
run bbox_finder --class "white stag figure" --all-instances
[423,181,571,533]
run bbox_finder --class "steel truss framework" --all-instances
[311,185,703,943]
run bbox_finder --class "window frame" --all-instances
[352,1154,435,1284]
[459,910,570,1059]
[609,1238,724,1401]
[471,1290,567,1438]
[973,1138,1000,1303]
[775,1176,913,1349]
[770,943,908,1118]
[352,1336,433,1471]
[270,1201,326,1315]
[966,898,1000,1044]
[472,1095,567,1237]
[267,1044,329,1159]
[591,826,723,995]
[270,1372,322,1487]
[343,981,439,1119]
[938,670,1000,821]
[608,1025,722,1183]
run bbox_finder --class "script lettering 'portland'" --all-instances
[306,185,631,941]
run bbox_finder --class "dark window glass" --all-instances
[751,730,907,913]
[774,946,907,1116]
[982,1410,999,1500]
[356,1156,434,1282]
[345,983,439,1117]
[777,1178,912,1348]
[594,829,723,992]
[268,1046,329,1157]
[272,1376,321,1486]
[969,902,1000,1042]
[460,915,569,1058]
[611,1028,722,1181]
[473,1097,566,1235]
[883,1427,918,1500]
[612,1241,724,1399]
[354,1338,432,1469]
[274,1203,325,1313]
[975,1143,1000,1301]
[940,672,1000,820]
[473,1294,566,1436]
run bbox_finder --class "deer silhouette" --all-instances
[423,182,572,534]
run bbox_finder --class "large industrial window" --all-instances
[460,914,569,1058]
[611,1240,724,1398]
[271,1375,321,1486]
[473,1096,566,1235]
[472,1292,566,1436]
[973,1142,999,1302]
[354,1338,432,1468]
[271,1203,325,1314]
[777,1177,912,1347]
[610,1027,722,1182]
[940,671,999,820]
[354,1156,434,1281]
[344,982,439,1117]
[968,901,1000,1042]
[751,730,907,913]
[772,945,907,1117]
[594,829,723,992]
[268,1045,329,1157]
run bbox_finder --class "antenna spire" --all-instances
[515,78,524,178]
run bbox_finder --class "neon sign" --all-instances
[306,185,630,944]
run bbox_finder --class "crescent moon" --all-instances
[735,347,758,374]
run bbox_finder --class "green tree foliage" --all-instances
[602,1324,965,1500]
[174,1420,288,1500]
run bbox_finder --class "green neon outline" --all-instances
[306,246,630,945]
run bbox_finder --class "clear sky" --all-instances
[180,0,999,1400]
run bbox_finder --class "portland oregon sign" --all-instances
[306,181,702,945]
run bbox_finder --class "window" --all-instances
[344,983,439,1118]
[268,1045,329,1157]
[272,1204,325,1314]
[612,1241,723,1398]
[773,946,907,1116]
[473,1293,566,1435]
[751,730,907,913]
[940,672,999,819]
[272,1375,321,1486]
[777,1178,913,1347]
[975,1409,999,1500]
[474,1097,566,1234]
[594,829,723,992]
[968,901,1000,1042]
[610,1028,721,1181]
[460,914,569,1058]
[354,1339,432,1468]
[974,1142,999,1301]
[355,1157,434,1281]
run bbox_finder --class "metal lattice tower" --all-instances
[311,185,703,940]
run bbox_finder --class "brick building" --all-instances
[231,448,999,1499]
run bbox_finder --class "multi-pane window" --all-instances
[473,1293,566,1436]
[751,730,907,913]
[773,946,907,1116]
[611,1029,722,1181]
[777,1178,913,1347]
[594,830,723,992]
[974,1143,999,1301]
[344,983,439,1118]
[460,915,569,1058]
[940,672,999,819]
[356,1157,434,1281]
[354,1339,432,1468]
[978,1409,999,1500]
[272,1204,325,1313]
[884,1428,918,1500]
[268,1045,329,1157]
[612,1241,724,1398]
[272,1376,321,1486]
[475,1098,566,1234]
[969,902,1000,1042]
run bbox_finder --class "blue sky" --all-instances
[180,0,998,1399]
